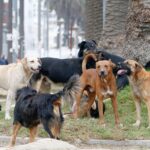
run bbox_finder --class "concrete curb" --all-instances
[0,136,150,149]
[87,139,150,148]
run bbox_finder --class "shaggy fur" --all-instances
[9,75,80,146]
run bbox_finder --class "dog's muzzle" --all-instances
[99,71,107,78]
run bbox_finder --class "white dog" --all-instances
[0,57,41,120]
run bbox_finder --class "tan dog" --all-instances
[0,57,41,120]
[121,60,150,128]
[74,60,120,126]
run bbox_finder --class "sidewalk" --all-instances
[0,136,150,150]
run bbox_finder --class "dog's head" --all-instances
[96,60,115,78]
[78,40,97,57]
[117,60,143,76]
[21,57,42,73]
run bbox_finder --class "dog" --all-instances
[9,75,80,146]
[0,57,41,120]
[117,59,150,128]
[78,43,129,90]
[74,60,120,126]
[31,70,103,119]
[78,40,98,57]
[93,51,129,90]
[31,53,97,89]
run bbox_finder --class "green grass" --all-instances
[0,86,150,142]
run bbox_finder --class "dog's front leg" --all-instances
[145,100,150,128]
[133,96,141,128]
[5,90,15,120]
[111,96,120,126]
[29,126,38,142]
[97,94,105,126]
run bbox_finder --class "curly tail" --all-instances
[82,53,97,72]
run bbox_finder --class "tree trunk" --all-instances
[85,0,103,42]
[123,0,150,66]
[103,0,129,37]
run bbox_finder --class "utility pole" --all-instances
[19,0,24,58]
[46,0,49,55]
[0,0,4,56]
[7,0,12,62]
[38,0,41,55]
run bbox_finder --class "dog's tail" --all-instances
[62,75,80,101]
[82,53,97,72]
[50,75,80,106]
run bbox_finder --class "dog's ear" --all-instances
[78,41,86,49]
[91,40,97,45]
[135,63,142,71]
[21,57,27,65]
[109,59,116,68]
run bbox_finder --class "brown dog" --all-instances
[121,60,150,128]
[74,60,120,126]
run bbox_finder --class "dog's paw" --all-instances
[100,123,106,128]
[132,120,140,128]
[102,124,106,128]
[119,123,123,128]
[5,114,11,120]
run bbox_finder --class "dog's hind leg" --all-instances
[97,93,105,126]
[133,96,141,128]
[9,122,21,146]
[82,92,96,115]
[74,87,85,118]
[5,90,15,120]
[29,126,38,142]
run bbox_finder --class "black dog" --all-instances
[78,40,98,57]
[9,75,80,146]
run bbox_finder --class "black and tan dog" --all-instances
[9,75,80,146]
[74,60,120,126]
[117,60,150,128]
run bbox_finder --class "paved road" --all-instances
[0,136,150,150]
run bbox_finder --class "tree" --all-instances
[123,0,150,65]
[103,0,129,37]
[49,0,85,33]
[85,0,129,51]
[85,0,103,42]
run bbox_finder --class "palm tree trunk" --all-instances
[123,0,150,66]
[85,0,103,42]
[103,0,129,37]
